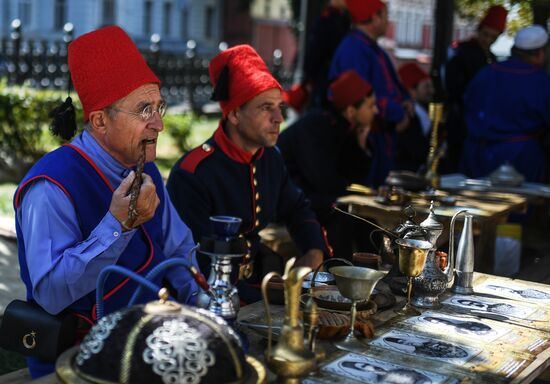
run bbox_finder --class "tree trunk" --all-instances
[531,1,550,73]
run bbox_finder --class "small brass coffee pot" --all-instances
[261,258,318,384]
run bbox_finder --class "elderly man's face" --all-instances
[99,83,164,168]
[230,88,285,153]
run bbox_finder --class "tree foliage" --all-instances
[454,0,548,34]
[0,80,76,183]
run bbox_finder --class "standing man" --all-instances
[444,5,508,173]
[461,25,550,183]
[167,45,328,302]
[396,62,433,172]
[278,70,377,258]
[302,0,351,109]
[329,0,412,187]
[14,26,199,378]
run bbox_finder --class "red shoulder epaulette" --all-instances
[180,143,215,173]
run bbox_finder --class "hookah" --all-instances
[195,215,248,321]
[95,215,247,325]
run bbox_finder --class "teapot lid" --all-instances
[419,201,443,230]
[489,163,524,186]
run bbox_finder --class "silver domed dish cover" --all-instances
[489,163,524,187]
[55,295,265,384]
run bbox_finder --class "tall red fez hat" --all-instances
[478,5,507,33]
[209,44,282,117]
[398,62,430,90]
[283,84,309,113]
[345,0,386,24]
[68,26,159,122]
[329,70,373,110]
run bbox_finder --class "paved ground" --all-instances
[0,218,24,315]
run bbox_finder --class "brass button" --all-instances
[202,143,212,152]
[255,219,260,227]
[253,178,258,187]
[256,205,261,213]
[252,165,257,174]
[246,240,252,248]
[255,192,260,200]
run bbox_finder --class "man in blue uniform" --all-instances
[14,26,199,378]
[167,45,328,302]
[278,70,377,259]
[329,0,412,187]
[461,25,550,183]
[444,5,508,173]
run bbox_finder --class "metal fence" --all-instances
[0,20,294,114]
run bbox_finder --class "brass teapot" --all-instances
[261,258,319,384]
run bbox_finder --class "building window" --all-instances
[163,1,172,36]
[180,9,188,40]
[264,0,271,18]
[102,0,116,25]
[18,0,31,25]
[144,0,153,36]
[205,6,214,40]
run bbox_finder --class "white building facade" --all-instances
[0,0,223,54]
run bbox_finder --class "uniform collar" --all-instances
[214,122,265,164]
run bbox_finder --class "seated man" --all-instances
[14,26,199,378]
[167,45,328,302]
[395,62,433,172]
[278,70,377,259]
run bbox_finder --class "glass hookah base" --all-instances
[394,303,421,316]
[333,332,369,353]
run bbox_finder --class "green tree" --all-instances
[456,0,549,34]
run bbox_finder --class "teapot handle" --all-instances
[261,271,283,360]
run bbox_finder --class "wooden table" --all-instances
[337,192,527,273]
[3,273,548,384]
[238,273,550,384]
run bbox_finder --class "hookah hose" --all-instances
[95,259,209,319]
[95,265,166,320]
[127,247,209,306]
[96,245,210,319]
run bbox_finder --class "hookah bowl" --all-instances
[198,216,247,322]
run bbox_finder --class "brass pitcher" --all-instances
[261,258,317,384]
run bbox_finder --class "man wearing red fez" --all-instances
[13,26,199,378]
[278,70,377,259]
[395,62,433,172]
[167,45,329,303]
[329,0,413,188]
[444,5,508,173]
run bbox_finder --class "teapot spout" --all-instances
[447,209,468,288]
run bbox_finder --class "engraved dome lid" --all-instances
[56,295,264,384]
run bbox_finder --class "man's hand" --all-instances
[395,114,410,133]
[402,100,415,117]
[110,172,160,230]
[294,248,324,270]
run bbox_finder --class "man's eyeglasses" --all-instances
[108,102,167,122]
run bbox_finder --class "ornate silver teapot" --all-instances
[411,202,467,308]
